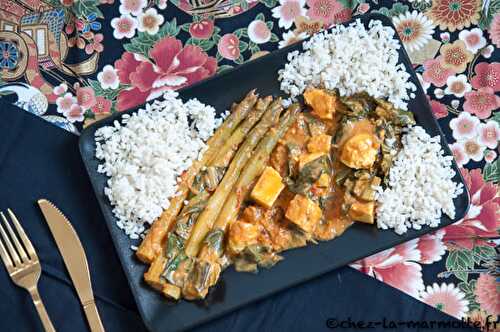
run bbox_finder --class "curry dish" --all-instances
[136,88,415,301]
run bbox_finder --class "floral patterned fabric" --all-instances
[0,0,498,329]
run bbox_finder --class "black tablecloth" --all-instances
[0,100,477,331]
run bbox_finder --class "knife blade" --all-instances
[38,199,105,332]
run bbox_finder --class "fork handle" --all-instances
[29,287,56,332]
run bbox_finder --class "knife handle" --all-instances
[83,300,105,332]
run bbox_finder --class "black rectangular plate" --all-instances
[79,13,469,332]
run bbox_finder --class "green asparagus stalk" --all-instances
[187,105,301,299]
[214,104,301,232]
[185,98,284,257]
[137,90,258,263]
[150,95,271,296]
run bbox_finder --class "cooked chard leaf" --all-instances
[163,252,188,280]
[203,229,225,256]
[234,259,257,273]
[304,113,327,136]
[340,93,375,118]
[179,191,209,217]
[203,166,225,192]
[334,167,352,186]
[395,109,415,126]
[175,214,198,240]
[190,172,205,194]
[165,233,184,261]
[288,155,331,195]
[234,245,282,272]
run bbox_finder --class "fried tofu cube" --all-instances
[340,133,380,169]
[285,195,322,233]
[354,176,381,201]
[298,152,325,170]
[316,173,330,188]
[348,201,375,224]
[304,88,336,120]
[251,166,285,208]
[228,220,261,254]
[307,134,332,154]
[162,283,181,300]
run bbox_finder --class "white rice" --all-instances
[95,91,221,239]
[279,19,416,110]
[376,126,464,234]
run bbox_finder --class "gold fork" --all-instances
[0,209,56,332]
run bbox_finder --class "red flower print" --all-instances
[91,96,112,114]
[115,37,217,111]
[417,230,446,264]
[85,33,104,55]
[306,0,344,27]
[463,87,500,119]
[76,86,96,110]
[443,168,500,249]
[422,57,454,87]
[471,62,500,92]
[60,0,73,7]
[475,274,500,316]
[333,8,352,24]
[218,33,240,61]
[189,19,214,40]
[65,22,75,34]
[75,19,85,31]
[357,3,369,14]
[115,52,141,85]
[351,240,425,298]
[429,98,448,119]
[490,13,500,48]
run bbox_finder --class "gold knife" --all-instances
[38,199,105,332]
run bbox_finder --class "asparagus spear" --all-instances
[145,96,271,294]
[202,96,273,191]
[136,90,258,263]
[185,98,284,258]
[214,104,301,232]
[187,105,301,299]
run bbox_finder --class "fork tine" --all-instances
[0,236,14,272]
[1,211,29,263]
[0,212,21,266]
[7,209,37,260]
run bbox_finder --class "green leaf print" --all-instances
[458,280,480,312]
[472,246,497,265]
[446,249,474,282]
[483,159,499,183]
[478,0,500,30]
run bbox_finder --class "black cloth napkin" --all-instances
[0,101,476,332]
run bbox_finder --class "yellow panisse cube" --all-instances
[228,220,260,254]
[162,283,181,300]
[250,166,285,208]
[285,195,322,233]
[348,201,375,224]
[303,88,336,120]
[307,134,332,154]
[316,173,330,188]
[298,152,325,170]
[340,133,380,169]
